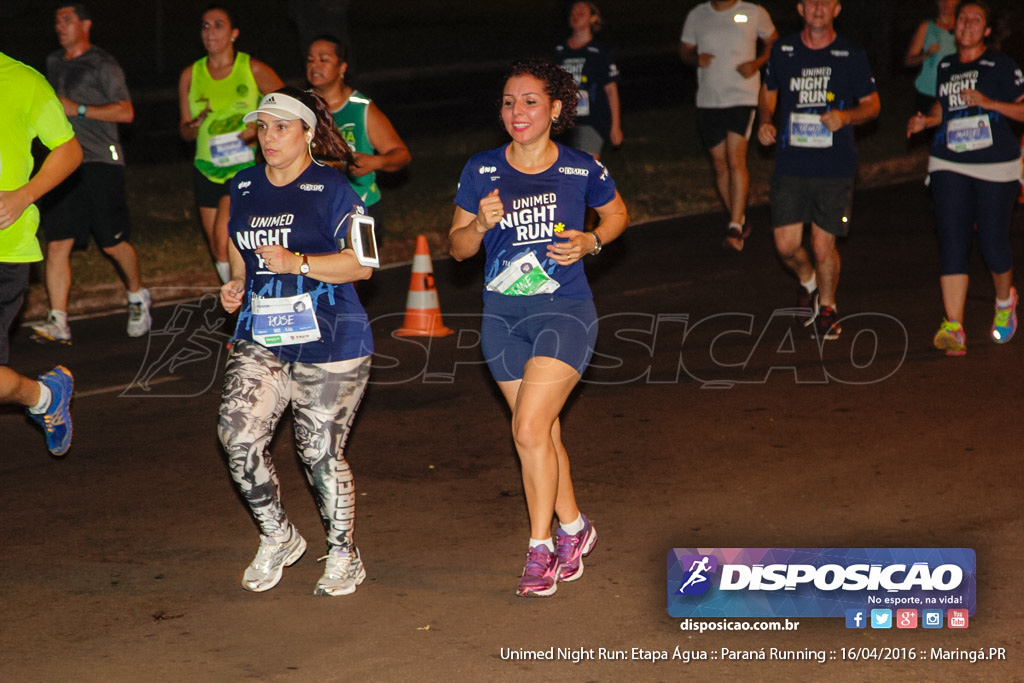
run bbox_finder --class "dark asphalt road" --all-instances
[2,182,1022,681]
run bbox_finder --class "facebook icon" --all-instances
[846,609,867,629]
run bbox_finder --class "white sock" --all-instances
[29,382,52,414]
[49,309,68,325]
[127,288,147,303]
[996,295,1014,308]
[560,513,585,535]
[529,537,555,552]
[801,276,817,294]
[215,261,231,284]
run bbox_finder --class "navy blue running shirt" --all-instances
[454,143,617,301]
[930,49,1024,164]
[762,33,876,178]
[228,162,373,363]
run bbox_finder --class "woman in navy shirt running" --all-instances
[450,59,628,597]
[908,1,1024,355]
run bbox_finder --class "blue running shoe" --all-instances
[516,545,559,597]
[27,366,73,456]
[991,287,1018,343]
[556,513,598,582]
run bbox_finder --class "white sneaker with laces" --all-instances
[127,288,152,337]
[31,313,72,344]
[241,526,307,592]
[314,546,366,596]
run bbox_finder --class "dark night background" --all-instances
[1,1,1022,150]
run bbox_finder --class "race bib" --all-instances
[577,89,591,117]
[209,131,255,168]
[946,114,994,153]
[485,251,561,296]
[251,292,321,347]
[789,112,833,148]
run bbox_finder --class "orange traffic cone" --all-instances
[395,235,454,337]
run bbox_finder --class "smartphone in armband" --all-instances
[334,212,380,268]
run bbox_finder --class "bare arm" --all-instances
[757,84,778,145]
[904,21,934,68]
[738,31,778,79]
[0,137,82,230]
[604,82,623,147]
[820,92,881,132]
[907,100,944,137]
[591,192,628,246]
[966,90,1024,123]
[177,66,204,142]
[254,244,372,285]
[59,96,133,123]
[220,241,246,313]
[352,102,412,177]
[680,42,713,68]
[251,59,284,95]
[545,191,629,265]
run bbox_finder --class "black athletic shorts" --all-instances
[192,166,231,209]
[41,163,130,248]
[696,106,756,149]
[770,175,853,237]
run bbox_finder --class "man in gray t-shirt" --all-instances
[32,3,151,345]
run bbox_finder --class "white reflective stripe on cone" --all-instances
[412,254,433,272]
[406,290,441,309]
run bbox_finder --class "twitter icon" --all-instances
[870,609,893,629]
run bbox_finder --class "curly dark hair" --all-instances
[254,86,356,175]
[501,59,577,136]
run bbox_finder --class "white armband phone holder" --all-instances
[334,212,380,268]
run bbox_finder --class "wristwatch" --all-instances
[590,231,603,256]
[77,103,87,120]
[299,254,310,274]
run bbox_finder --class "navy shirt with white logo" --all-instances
[763,33,876,178]
[930,49,1024,164]
[454,143,617,301]
[228,162,372,363]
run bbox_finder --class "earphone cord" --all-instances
[307,136,324,167]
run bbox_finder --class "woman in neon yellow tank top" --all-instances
[177,5,283,283]
[306,35,411,244]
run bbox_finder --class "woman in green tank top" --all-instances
[177,5,283,283]
[306,34,411,239]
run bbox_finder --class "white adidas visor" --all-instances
[243,93,316,131]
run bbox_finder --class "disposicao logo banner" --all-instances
[667,548,976,618]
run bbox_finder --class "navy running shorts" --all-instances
[480,294,598,382]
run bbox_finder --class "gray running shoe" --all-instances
[314,546,366,596]
[127,288,152,337]
[241,526,307,592]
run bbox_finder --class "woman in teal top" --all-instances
[905,0,959,115]
[178,5,282,283]
[306,34,411,244]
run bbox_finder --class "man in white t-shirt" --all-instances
[681,0,777,251]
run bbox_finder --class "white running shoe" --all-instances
[127,288,152,337]
[314,546,366,596]
[241,526,307,592]
[31,313,72,345]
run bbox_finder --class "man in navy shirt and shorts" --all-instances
[757,0,879,341]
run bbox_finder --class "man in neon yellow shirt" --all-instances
[0,51,83,456]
